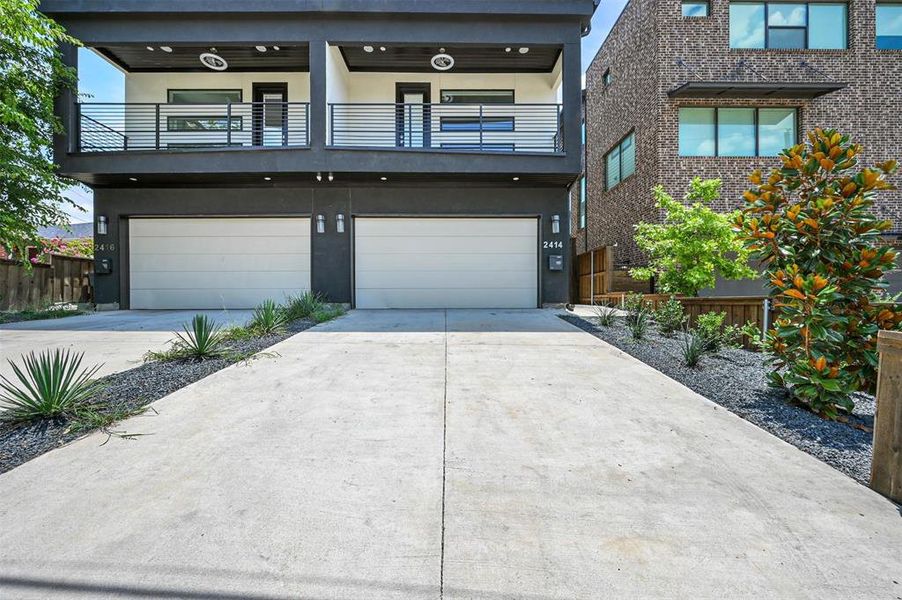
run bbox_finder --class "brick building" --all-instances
[574,0,902,269]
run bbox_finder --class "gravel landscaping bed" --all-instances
[0,319,315,474]
[562,313,875,484]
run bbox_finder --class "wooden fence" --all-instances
[0,255,93,311]
[575,246,614,304]
[873,330,902,503]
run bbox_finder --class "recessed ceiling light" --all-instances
[505,47,512,53]
[328,172,334,182]
[519,47,530,54]
[255,46,267,52]
[379,46,387,52]
[363,45,374,53]
[512,176,520,181]
[380,176,387,181]
[316,172,322,182]
[129,177,138,182]
[160,46,172,53]
[273,46,280,51]
[145,46,154,51]
[264,176,272,181]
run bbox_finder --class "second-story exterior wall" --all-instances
[584,0,902,267]
[125,72,312,104]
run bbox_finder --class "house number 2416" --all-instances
[543,241,564,249]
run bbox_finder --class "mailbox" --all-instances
[548,255,563,271]
[96,258,113,275]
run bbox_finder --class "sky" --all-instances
[63,1,629,223]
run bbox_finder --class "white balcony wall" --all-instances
[326,52,563,150]
[122,72,310,149]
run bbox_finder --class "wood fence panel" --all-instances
[575,246,615,304]
[0,255,93,311]
[873,331,902,502]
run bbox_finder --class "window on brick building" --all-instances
[602,69,612,86]
[678,107,797,157]
[682,1,710,17]
[605,132,635,189]
[578,176,587,229]
[877,4,902,49]
[729,2,847,49]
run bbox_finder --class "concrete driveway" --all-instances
[1,309,901,599]
[0,310,254,379]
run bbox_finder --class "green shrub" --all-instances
[221,325,256,342]
[311,305,346,324]
[283,291,327,321]
[250,299,290,335]
[654,296,687,337]
[694,311,740,353]
[679,328,706,368]
[593,303,618,327]
[631,178,756,296]
[734,128,901,417]
[172,314,226,360]
[0,349,101,422]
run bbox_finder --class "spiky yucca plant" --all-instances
[250,299,290,335]
[174,314,226,359]
[0,349,101,422]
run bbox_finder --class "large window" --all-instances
[877,4,902,49]
[439,90,514,104]
[678,107,797,157]
[729,2,847,49]
[605,133,635,189]
[167,89,243,104]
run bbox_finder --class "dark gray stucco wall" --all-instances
[93,185,570,308]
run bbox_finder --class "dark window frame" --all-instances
[605,131,636,190]
[678,106,799,157]
[602,69,612,87]
[166,115,244,132]
[682,0,711,18]
[166,89,244,104]
[730,2,848,50]
[438,89,516,104]
[577,176,587,229]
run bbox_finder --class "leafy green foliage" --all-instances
[734,128,901,418]
[631,178,756,296]
[593,303,618,327]
[654,296,687,337]
[173,314,227,360]
[679,328,706,368]
[624,296,650,340]
[250,299,290,335]
[311,305,346,323]
[0,1,83,258]
[282,291,327,321]
[0,349,101,422]
[694,312,740,353]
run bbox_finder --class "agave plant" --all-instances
[592,303,618,327]
[250,299,290,335]
[0,349,102,422]
[282,291,326,321]
[174,314,226,359]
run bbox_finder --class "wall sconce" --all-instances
[96,215,108,236]
[551,214,561,235]
[336,213,345,234]
[316,214,326,234]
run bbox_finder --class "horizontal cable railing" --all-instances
[329,103,564,154]
[76,102,310,152]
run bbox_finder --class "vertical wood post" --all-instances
[873,330,902,502]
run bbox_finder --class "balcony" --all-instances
[328,103,563,154]
[76,102,310,152]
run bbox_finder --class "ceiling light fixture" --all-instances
[199,50,228,71]
[363,45,374,53]
[160,46,172,53]
[255,45,267,52]
[273,46,280,51]
[505,47,512,53]
[316,172,323,182]
[380,176,387,181]
[431,53,455,71]
[128,177,138,182]
[519,47,530,54]
[379,46,387,52]
[146,46,154,51]
[512,176,520,181]
[264,177,272,181]
[328,172,334,182]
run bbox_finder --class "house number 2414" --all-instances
[543,241,564,249]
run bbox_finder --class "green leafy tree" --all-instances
[0,0,80,259]
[734,128,901,418]
[631,178,755,296]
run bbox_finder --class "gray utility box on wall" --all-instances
[548,255,563,271]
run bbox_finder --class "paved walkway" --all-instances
[0,310,254,379]
[0,309,900,599]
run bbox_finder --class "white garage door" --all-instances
[129,217,310,309]
[355,217,538,309]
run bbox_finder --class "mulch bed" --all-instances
[0,319,314,474]
[562,313,875,484]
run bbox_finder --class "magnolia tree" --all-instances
[631,178,755,296]
[734,128,901,418]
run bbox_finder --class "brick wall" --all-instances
[579,0,902,267]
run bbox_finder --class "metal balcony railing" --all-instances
[329,103,564,154]
[75,102,310,152]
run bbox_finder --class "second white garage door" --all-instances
[129,217,310,309]
[355,217,538,309]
